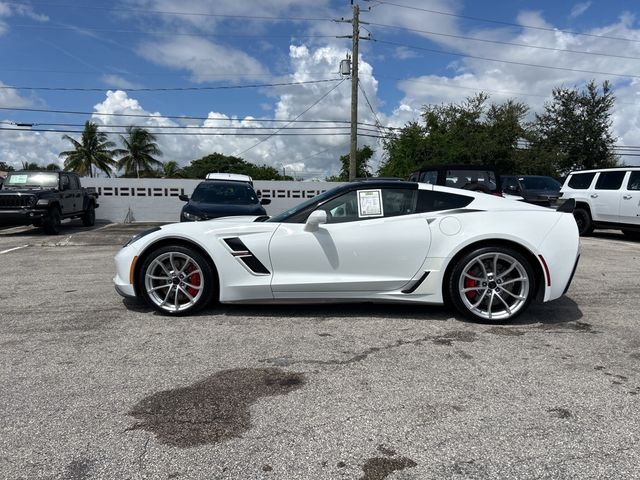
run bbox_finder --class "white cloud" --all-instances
[136,37,269,83]
[101,74,144,90]
[570,2,592,19]
[0,1,48,34]
[0,81,32,108]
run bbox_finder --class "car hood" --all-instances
[522,189,560,198]
[0,188,55,194]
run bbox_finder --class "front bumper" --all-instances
[0,209,47,226]
[113,274,136,298]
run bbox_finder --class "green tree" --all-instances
[182,152,290,180]
[21,161,42,170]
[45,163,61,171]
[59,121,117,177]
[326,146,374,181]
[0,161,15,172]
[160,160,183,178]
[115,126,163,178]
[379,95,529,178]
[531,80,618,175]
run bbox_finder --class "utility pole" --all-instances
[337,2,368,181]
[349,3,360,181]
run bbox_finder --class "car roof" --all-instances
[197,179,255,187]
[413,164,499,172]
[568,167,640,174]
[205,172,252,182]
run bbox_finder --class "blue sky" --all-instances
[1,0,640,177]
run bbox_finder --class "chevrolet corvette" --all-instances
[114,180,580,322]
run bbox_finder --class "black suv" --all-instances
[408,165,502,195]
[179,179,271,222]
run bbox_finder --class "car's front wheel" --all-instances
[138,245,215,315]
[43,207,61,235]
[449,246,535,323]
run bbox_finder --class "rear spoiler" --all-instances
[557,198,575,213]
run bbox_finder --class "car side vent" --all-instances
[223,237,271,275]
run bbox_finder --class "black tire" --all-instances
[43,207,61,235]
[448,246,536,323]
[138,245,216,316]
[573,207,594,236]
[82,203,96,227]
[622,229,640,241]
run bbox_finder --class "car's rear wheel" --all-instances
[449,246,535,323]
[139,245,215,315]
[573,207,594,236]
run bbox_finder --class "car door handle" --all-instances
[623,195,633,200]
[590,194,598,198]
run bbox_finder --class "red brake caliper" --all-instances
[185,265,201,297]
[464,274,477,300]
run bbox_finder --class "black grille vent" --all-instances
[0,194,35,208]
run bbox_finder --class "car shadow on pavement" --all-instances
[122,296,582,326]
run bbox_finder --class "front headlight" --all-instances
[182,211,202,221]
[123,227,161,247]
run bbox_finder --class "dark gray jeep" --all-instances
[0,170,98,234]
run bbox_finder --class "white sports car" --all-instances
[114,180,580,322]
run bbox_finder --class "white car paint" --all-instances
[114,182,580,321]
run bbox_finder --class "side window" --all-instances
[567,172,596,189]
[628,172,640,191]
[69,175,80,190]
[60,175,70,190]
[416,190,473,212]
[595,171,625,190]
[318,191,359,223]
[419,170,438,185]
[381,189,417,217]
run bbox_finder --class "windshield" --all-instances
[4,172,58,188]
[519,177,561,191]
[267,186,340,223]
[191,182,259,205]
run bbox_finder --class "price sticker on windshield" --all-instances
[358,189,384,218]
[8,174,28,184]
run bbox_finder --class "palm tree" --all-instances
[21,161,42,170]
[45,163,61,171]
[161,160,183,178]
[115,126,163,178]
[59,121,117,177]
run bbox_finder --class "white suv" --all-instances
[560,167,640,238]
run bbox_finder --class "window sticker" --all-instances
[358,189,384,217]
[8,175,28,184]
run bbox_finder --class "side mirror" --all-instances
[260,198,271,205]
[178,194,189,202]
[304,210,327,232]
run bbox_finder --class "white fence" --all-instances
[81,178,343,223]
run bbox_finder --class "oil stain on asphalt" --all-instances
[360,456,417,480]
[127,368,305,447]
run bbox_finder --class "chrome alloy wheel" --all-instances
[144,252,204,313]
[457,252,530,321]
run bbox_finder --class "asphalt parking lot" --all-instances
[1,221,639,480]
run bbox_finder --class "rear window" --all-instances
[595,171,625,190]
[445,169,496,191]
[567,172,596,189]
[417,190,473,212]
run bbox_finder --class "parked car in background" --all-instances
[179,179,270,222]
[560,167,640,238]
[115,179,580,322]
[0,170,98,234]
[408,165,502,195]
[205,172,254,185]
[501,175,562,207]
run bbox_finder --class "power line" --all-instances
[368,0,640,45]
[358,80,386,138]
[0,78,342,92]
[373,39,640,81]
[369,22,640,61]
[0,126,386,138]
[236,79,347,156]
[0,105,395,129]
[4,2,333,22]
